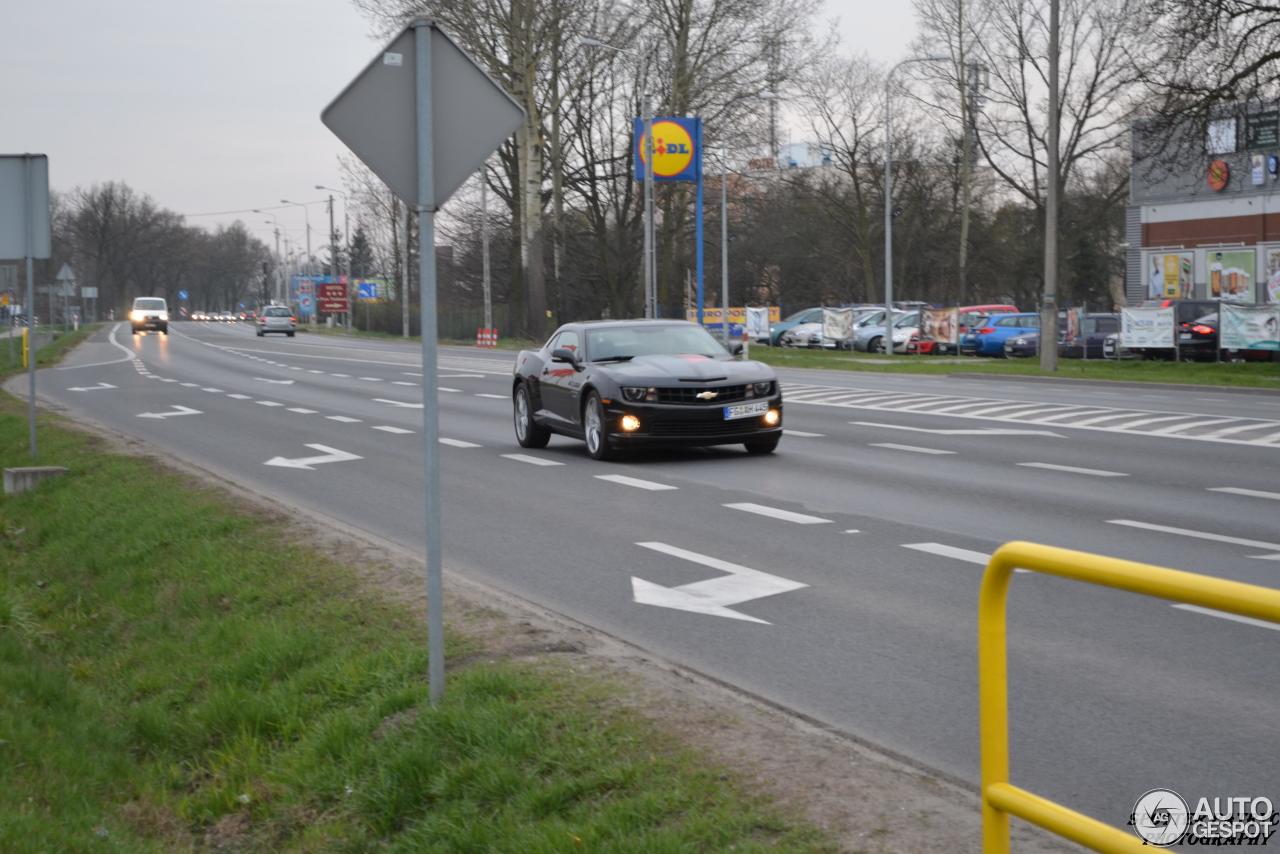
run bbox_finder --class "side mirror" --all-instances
[730,342,745,357]
[551,348,578,366]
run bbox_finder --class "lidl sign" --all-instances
[633,116,701,183]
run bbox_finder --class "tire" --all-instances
[869,336,885,354]
[287,331,295,338]
[513,383,550,449]
[744,434,781,455]
[582,391,614,461]
[256,329,264,337]
[161,326,168,335]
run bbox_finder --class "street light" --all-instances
[254,209,285,303]
[316,184,353,328]
[582,35,657,318]
[883,55,950,357]
[279,199,314,274]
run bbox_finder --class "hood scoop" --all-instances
[678,376,727,382]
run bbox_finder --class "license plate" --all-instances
[1179,333,1192,340]
[724,401,769,420]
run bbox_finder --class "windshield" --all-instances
[134,298,166,310]
[586,324,728,361]
[893,313,919,328]
[264,306,291,317]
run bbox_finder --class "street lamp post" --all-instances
[582,36,657,318]
[883,55,950,357]
[254,209,285,303]
[316,184,353,328]
[718,151,730,346]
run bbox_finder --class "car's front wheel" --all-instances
[583,391,615,461]
[869,336,885,354]
[513,383,550,449]
[744,434,780,455]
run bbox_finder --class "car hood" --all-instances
[601,353,774,384]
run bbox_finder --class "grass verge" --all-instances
[0,324,98,377]
[0,399,828,851]
[751,347,1280,388]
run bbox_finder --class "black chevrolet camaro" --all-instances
[511,320,783,460]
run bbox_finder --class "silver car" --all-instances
[256,305,296,337]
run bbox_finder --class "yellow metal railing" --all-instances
[979,541,1280,853]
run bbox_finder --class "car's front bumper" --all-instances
[603,397,783,446]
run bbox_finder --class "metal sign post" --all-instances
[323,20,522,704]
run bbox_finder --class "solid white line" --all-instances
[287,407,317,414]
[1108,519,1280,552]
[255,401,284,407]
[723,502,831,524]
[868,443,956,455]
[1017,462,1128,477]
[784,430,825,437]
[1172,604,1280,632]
[903,543,989,564]
[326,415,362,423]
[371,425,414,434]
[1208,487,1280,501]
[501,453,564,466]
[476,393,507,399]
[226,393,251,400]
[439,437,481,448]
[596,474,678,491]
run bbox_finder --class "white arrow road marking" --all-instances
[1108,519,1280,560]
[264,444,362,470]
[67,382,117,392]
[373,398,423,409]
[137,405,202,420]
[851,421,1064,438]
[1209,487,1280,502]
[595,474,678,491]
[632,542,808,624]
[724,502,831,524]
[253,377,295,385]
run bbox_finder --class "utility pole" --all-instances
[481,171,492,332]
[721,157,730,346]
[1040,0,1060,371]
[326,194,338,323]
[402,205,412,338]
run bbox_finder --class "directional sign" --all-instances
[0,155,51,259]
[631,542,808,624]
[321,20,523,209]
[55,264,74,283]
[67,382,116,392]
[137,405,202,420]
[264,443,362,470]
[178,289,189,300]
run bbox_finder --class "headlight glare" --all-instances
[763,408,780,426]
[620,414,641,432]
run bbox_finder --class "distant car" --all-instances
[257,305,296,337]
[972,313,1039,357]
[930,304,1020,355]
[779,321,826,348]
[1059,313,1119,359]
[853,311,920,353]
[512,320,782,460]
[130,297,169,335]
[1003,332,1040,358]
[768,307,825,346]
[1176,311,1220,360]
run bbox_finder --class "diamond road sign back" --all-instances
[321,20,523,208]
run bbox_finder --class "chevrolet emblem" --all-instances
[696,390,718,400]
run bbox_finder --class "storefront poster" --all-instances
[745,307,770,339]
[1220,303,1280,350]
[1065,307,1086,344]
[1146,252,1193,299]
[1208,249,1256,301]
[921,308,959,344]
[1121,307,1175,348]
[822,307,855,342]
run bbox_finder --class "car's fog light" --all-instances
[620,414,641,432]
[763,409,780,426]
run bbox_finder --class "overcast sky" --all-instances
[1,0,916,246]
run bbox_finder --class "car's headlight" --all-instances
[752,381,773,397]
[622,387,656,402]
[130,310,142,321]
[1012,337,1026,345]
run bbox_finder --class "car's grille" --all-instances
[647,417,765,437]
[655,384,753,405]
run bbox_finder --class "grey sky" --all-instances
[1,1,916,245]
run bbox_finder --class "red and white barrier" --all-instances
[476,327,499,348]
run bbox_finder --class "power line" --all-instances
[180,199,328,218]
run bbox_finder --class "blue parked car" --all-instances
[971,312,1040,357]
[767,307,824,345]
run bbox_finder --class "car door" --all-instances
[539,330,583,427]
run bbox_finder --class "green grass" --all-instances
[0,324,98,377]
[0,400,828,852]
[750,347,1280,388]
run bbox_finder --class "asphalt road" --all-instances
[33,321,1280,832]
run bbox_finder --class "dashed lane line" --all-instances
[595,474,678,491]
[723,502,831,524]
[226,393,251,400]
[255,401,284,407]
[476,393,508,399]
[1016,462,1128,477]
[902,542,1029,573]
[869,443,956,455]
[287,407,317,414]
[1108,519,1280,554]
[784,430,824,437]
[1172,605,1280,632]
[326,415,362,423]
[501,453,564,466]
[440,438,481,448]
[1208,487,1280,501]
[372,425,414,434]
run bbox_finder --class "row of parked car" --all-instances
[769,299,1273,361]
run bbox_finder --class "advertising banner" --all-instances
[633,117,701,183]
[745,306,770,340]
[290,275,315,319]
[1263,246,1280,303]
[921,308,959,344]
[1209,249,1256,301]
[1220,303,1280,350]
[688,306,781,325]
[821,307,855,342]
[317,281,347,313]
[1146,251,1194,299]
[1121,307,1176,348]
[1066,307,1086,344]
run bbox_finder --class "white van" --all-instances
[131,297,169,335]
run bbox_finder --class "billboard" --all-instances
[821,308,855,342]
[633,117,701,183]
[1220,303,1280,350]
[1208,249,1256,301]
[921,308,959,344]
[1263,246,1280,303]
[1145,251,1193,299]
